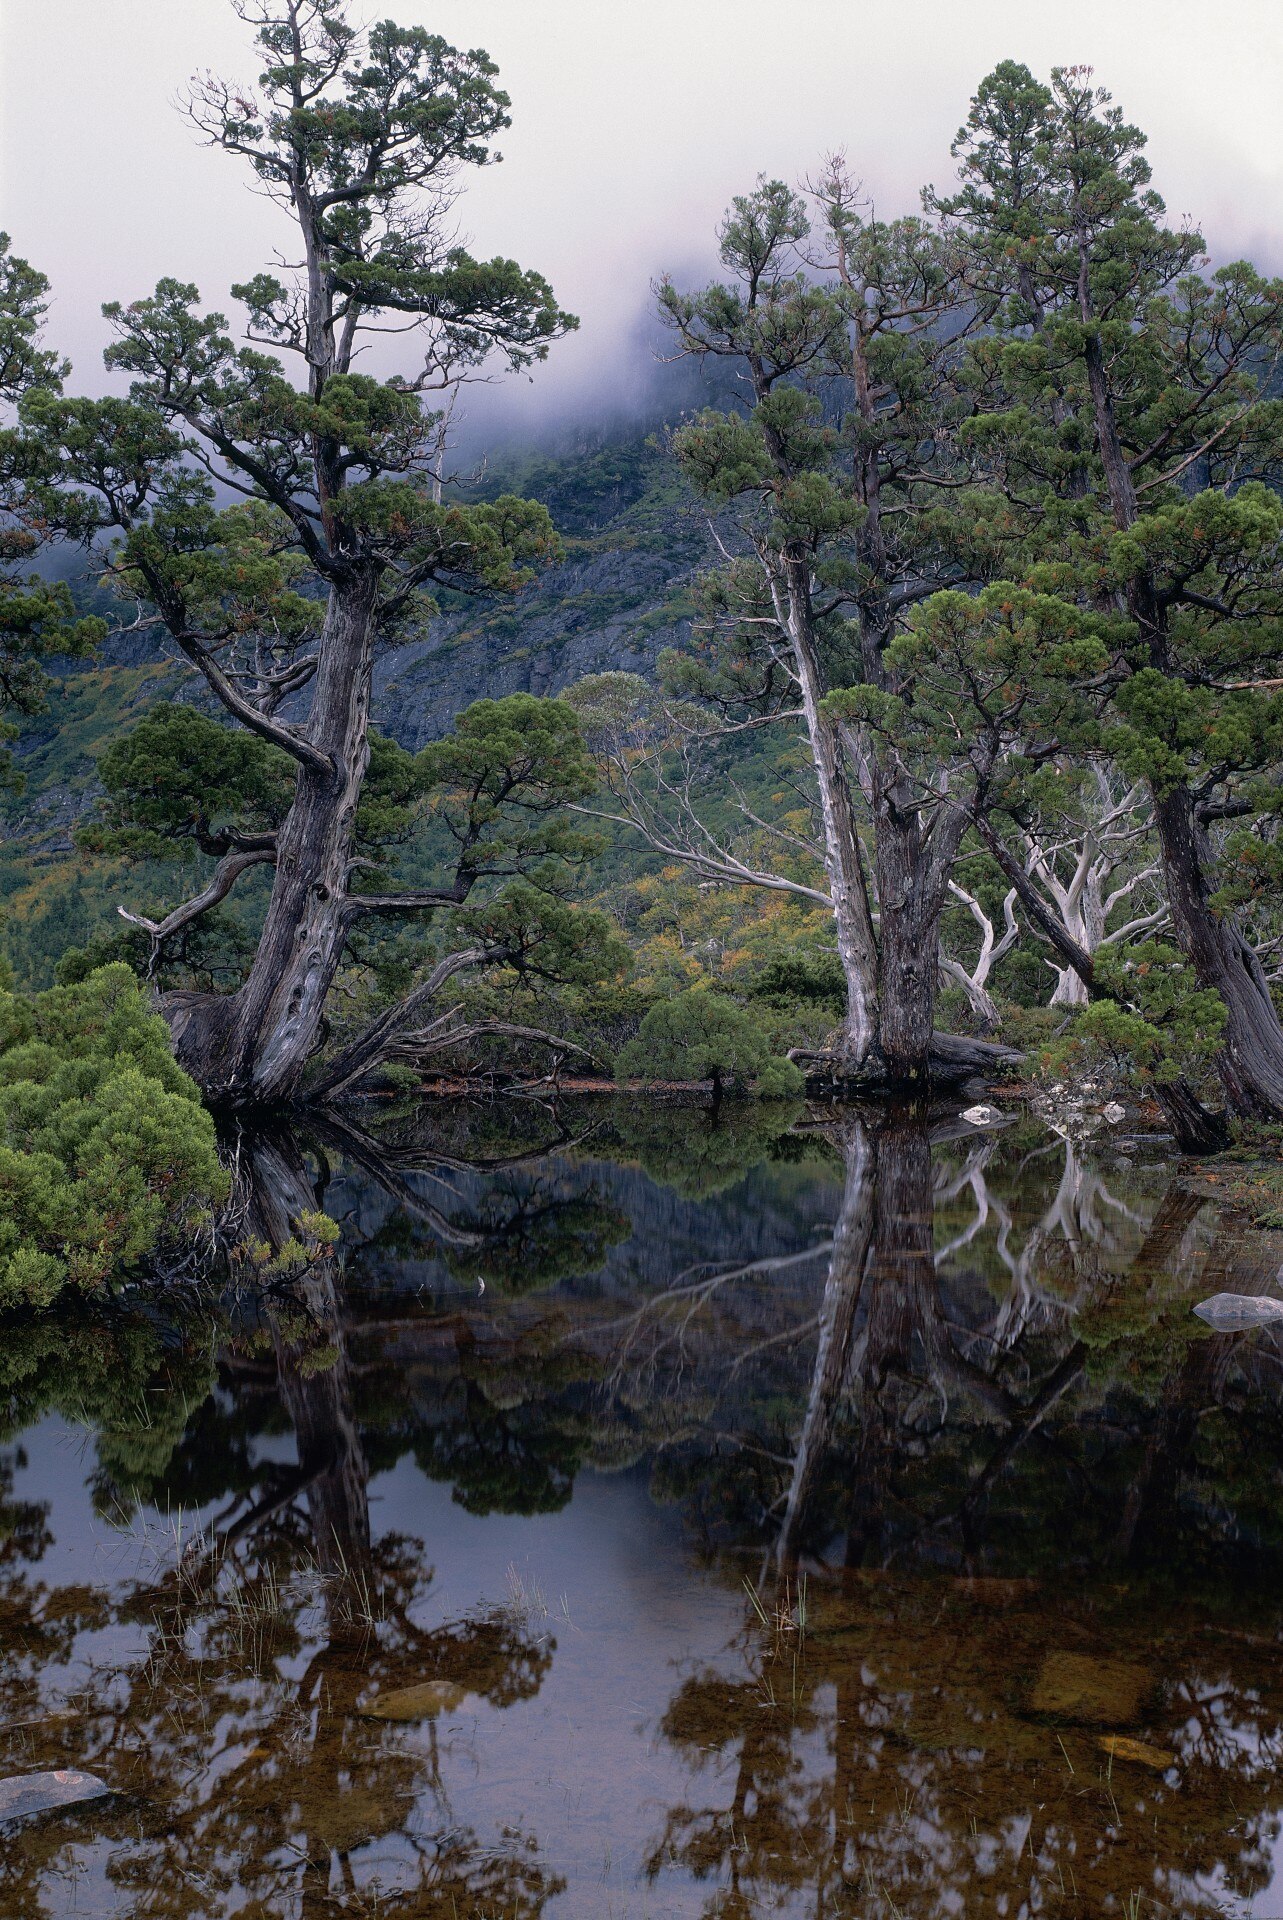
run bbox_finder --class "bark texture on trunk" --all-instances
[163,568,380,1107]
[874,795,968,1085]
[1152,785,1283,1120]
[788,578,879,1068]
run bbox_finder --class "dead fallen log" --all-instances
[788,1031,1023,1093]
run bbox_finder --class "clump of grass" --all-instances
[1204,1128,1283,1227]
[504,1562,549,1625]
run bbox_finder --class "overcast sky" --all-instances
[4,0,1282,438]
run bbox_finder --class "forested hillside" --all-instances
[0,423,710,984]
[2,0,1282,1315]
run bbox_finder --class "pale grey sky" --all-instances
[4,0,1282,435]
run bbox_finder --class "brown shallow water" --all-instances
[3,1100,1283,1917]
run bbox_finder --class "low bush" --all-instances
[0,964,226,1305]
[616,987,803,1099]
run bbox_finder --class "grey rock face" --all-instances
[372,542,698,750]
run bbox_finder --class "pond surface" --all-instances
[3,1099,1283,1918]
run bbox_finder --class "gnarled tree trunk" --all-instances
[1152,785,1283,1119]
[787,570,879,1067]
[164,567,379,1107]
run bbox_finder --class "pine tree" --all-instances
[17,0,576,1105]
[656,175,1016,1083]
[0,236,104,789]
[934,62,1283,1120]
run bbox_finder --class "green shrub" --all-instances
[754,1057,806,1099]
[0,964,226,1305]
[616,987,800,1099]
[1037,942,1226,1095]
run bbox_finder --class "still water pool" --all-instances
[3,1099,1283,1917]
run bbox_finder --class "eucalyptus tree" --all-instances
[935,61,1283,1119]
[936,880,1020,1030]
[1008,769,1165,1008]
[20,0,577,1106]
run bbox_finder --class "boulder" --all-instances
[0,1770,109,1823]
[356,1680,472,1721]
[1029,1651,1154,1726]
[1193,1293,1283,1331]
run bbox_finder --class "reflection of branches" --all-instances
[0,1123,567,1919]
[932,1136,1012,1269]
[938,1134,1160,1354]
[598,1243,833,1398]
[315,1099,589,1180]
[648,1570,1283,1920]
[647,1130,1283,1920]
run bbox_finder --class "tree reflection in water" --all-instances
[1,1096,1282,1916]
[0,1120,576,1918]
[646,1108,1283,1919]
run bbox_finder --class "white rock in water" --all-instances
[961,1104,1002,1126]
[1193,1293,1283,1331]
[0,1769,110,1823]
[1103,1101,1126,1124]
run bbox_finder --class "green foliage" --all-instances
[0,965,225,1304]
[413,693,600,887]
[0,234,105,790]
[82,703,295,860]
[353,731,424,855]
[0,0,588,1104]
[10,44,1283,1118]
[1045,942,1227,1091]
[446,1186,631,1301]
[54,906,258,996]
[746,947,847,1014]
[753,1056,806,1099]
[934,59,1283,1084]
[456,879,630,989]
[0,1302,220,1516]
[616,988,796,1097]
[605,1095,807,1198]
[825,583,1112,786]
[82,697,491,873]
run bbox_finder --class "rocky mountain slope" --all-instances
[372,431,709,748]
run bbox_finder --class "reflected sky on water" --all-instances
[3,1098,1283,1918]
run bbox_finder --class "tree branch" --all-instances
[341,886,466,917]
[117,849,275,979]
[176,631,334,774]
[306,945,498,1101]
[569,803,832,907]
